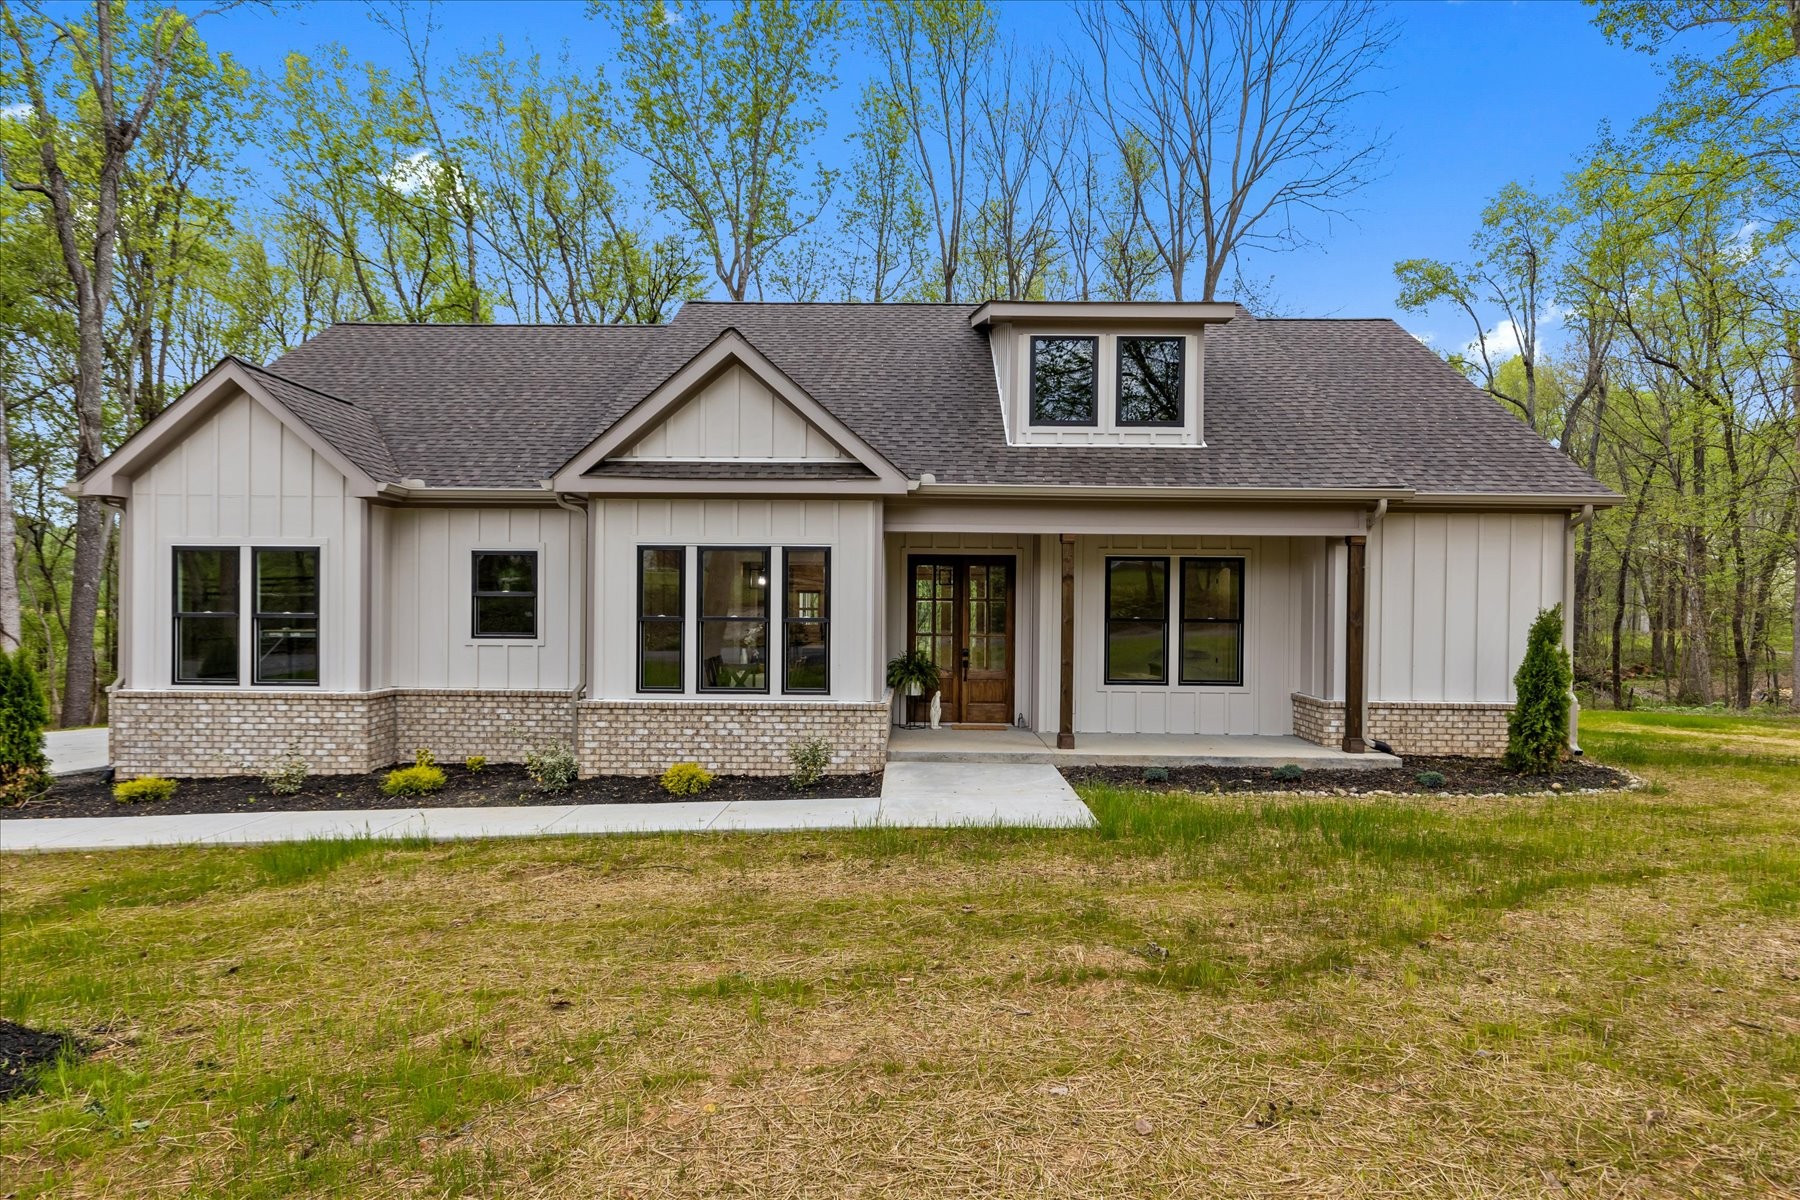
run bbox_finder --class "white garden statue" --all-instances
[928,690,942,730]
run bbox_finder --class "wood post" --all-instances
[1058,534,1076,750]
[1343,534,1367,753]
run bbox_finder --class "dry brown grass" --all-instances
[2,717,1797,1197]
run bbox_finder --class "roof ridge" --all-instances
[234,357,361,408]
[324,320,670,328]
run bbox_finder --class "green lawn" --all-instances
[3,713,1798,1197]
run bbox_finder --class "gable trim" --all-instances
[551,329,911,493]
[76,358,384,500]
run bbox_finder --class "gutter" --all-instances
[907,482,1417,503]
[553,492,592,701]
[374,482,565,504]
[1403,491,1624,510]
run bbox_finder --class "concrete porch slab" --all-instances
[878,762,1095,828]
[887,727,1401,771]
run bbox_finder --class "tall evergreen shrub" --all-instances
[0,649,51,805]
[1505,605,1572,774]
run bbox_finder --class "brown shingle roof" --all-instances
[256,304,1614,499]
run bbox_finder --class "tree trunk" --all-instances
[1677,528,1712,704]
[0,405,20,654]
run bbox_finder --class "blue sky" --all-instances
[192,0,1670,343]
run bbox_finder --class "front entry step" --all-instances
[887,728,1402,771]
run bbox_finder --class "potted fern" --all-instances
[885,647,941,699]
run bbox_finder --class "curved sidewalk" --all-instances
[1,763,1094,852]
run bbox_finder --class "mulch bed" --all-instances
[2,763,884,821]
[0,1020,82,1103]
[1062,755,1634,797]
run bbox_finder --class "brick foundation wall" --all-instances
[391,690,578,763]
[576,697,891,777]
[1290,693,1514,758]
[110,689,400,777]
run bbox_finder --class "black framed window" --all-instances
[1030,335,1098,425]
[782,547,829,694]
[638,546,684,692]
[472,551,537,639]
[1118,336,1185,426]
[1180,557,1244,686]
[699,547,769,692]
[1104,557,1168,684]
[253,548,320,685]
[174,547,239,684]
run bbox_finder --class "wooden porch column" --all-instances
[1343,534,1368,753]
[1058,534,1076,749]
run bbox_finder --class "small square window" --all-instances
[1030,336,1098,425]
[1118,336,1184,425]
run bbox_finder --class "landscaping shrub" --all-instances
[1414,770,1447,789]
[114,776,178,804]
[1274,764,1305,782]
[383,750,446,796]
[524,741,577,793]
[260,748,308,796]
[787,736,833,789]
[1141,766,1169,783]
[0,649,50,806]
[464,755,488,773]
[1505,604,1572,775]
[661,762,714,796]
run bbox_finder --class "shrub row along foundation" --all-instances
[109,689,890,778]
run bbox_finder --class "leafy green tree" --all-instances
[1505,605,1573,774]
[599,0,843,302]
[0,646,50,804]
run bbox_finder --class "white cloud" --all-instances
[1466,318,1524,363]
[382,150,442,196]
[1,102,33,121]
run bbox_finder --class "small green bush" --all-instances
[1141,766,1170,783]
[411,747,437,769]
[260,748,308,797]
[1273,764,1305,782]
[114,776,178,804]
[787,735,833,789]
[660,761,715,796]
[1505,604,1573,775]
[1414,770,1447,789]
[525,741,577,793]
[382,764,447,796]
[464,755,488,774]
[0,649,50,806]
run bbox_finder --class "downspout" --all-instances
[554,493,591,703]
[1367,498,1388,529]
[1566,505,1593,754]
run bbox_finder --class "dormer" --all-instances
[970,301,1238,447]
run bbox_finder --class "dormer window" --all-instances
[1117,336,1184,426]
[1030,336,1098,425]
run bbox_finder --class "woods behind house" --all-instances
[2,0,1796,723]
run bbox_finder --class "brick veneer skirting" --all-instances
[110,689,401,777]
[1290,692,1514,758]
[390,690,577,763]
[575,697,892,777]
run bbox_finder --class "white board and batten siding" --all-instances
[1067,535,1324,736]
[1368,512,1568,704]
[371,506,584,691]
[122,390,366,690]
[592,498,884,701]
[620,364,850,462]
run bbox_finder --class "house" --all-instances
[76,302,1619,778]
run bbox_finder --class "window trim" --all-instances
[1116,335,1186,428]
[172,545,241,687]
[251,546,321,687]
[1178,555,1247,688]
[636,545,686,694]
[781,546,831,695]
[696,545,772,695]
[469,549,539,641]
[1102,555,1170,686]
[1028,334,1100,427]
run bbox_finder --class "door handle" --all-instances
[960,647,970,679]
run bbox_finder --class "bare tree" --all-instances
[865,0,993,302]
[965,45,1076,301]
[1079,0,1392,301]
[1,0,210,724]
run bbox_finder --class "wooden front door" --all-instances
[909,556,1015,726]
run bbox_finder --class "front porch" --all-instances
[888,727,1400,770]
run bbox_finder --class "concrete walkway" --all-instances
[0,762,1092,853]
[46,727,109,776]
[889,727,1401,770]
